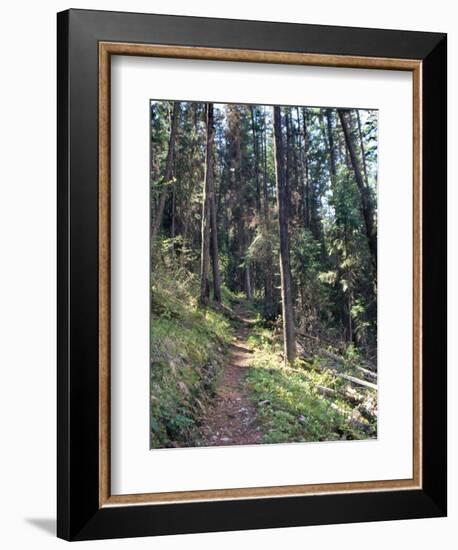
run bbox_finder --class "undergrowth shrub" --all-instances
[246,328,376,444]
[150,266,233,448]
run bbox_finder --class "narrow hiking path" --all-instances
[198,304,262,447]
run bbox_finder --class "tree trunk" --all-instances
[252,105,273,313]
[323,109,353,338]
[199,192,210,306]
[261,108,274,316]
[285,108,294,219]
[273,106,296,364]
[290,110,300,220]
[297,108,307,230]
[347,293,353,343]
[301,108,311,230]
[151,101,180,246]
[199,104,212,306]
[356,110,369,187]
[325,109,337,183]
[171,186,176,239]
[206,104,222,303]
[245,264,252,300]
[250,106,262,213]
[338,109,377,271]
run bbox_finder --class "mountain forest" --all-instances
[150,100,378,449]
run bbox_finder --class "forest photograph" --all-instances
[150,99,378,449]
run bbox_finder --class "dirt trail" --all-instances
[198,305,262,447]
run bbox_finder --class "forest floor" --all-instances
[198,305,263,446]
[195,299,378,447]
[150,271,377,449]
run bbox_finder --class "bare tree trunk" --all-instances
[325,109,353,339]
[338,109,377,271]
[261,108,274,315]
[273,106,296,364]
[151,101,180,246]
[250,106,262,213]
[285,108,294,219]
[290,110,300,220]
[171,186,176,239]
[206,104,222,303]
[347,293,353,343]
[343,223,354,343]
[199,194,210,305]
[245,265,252,300]
[301,108,312,230]
[252,105,273,311]
[296,108,307,230]
[325,109,337,183]
[199,104,212,306]
[356,110,369,187]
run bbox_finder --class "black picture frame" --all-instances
[57,8,447,541]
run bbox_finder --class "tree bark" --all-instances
[301,108,311,229]
[273,106,296,364]
[250,106,262,213]
[290,110,300,220]
[285,109,294,219]
[261,107,274,315]
[245,264,252,300]
[151,101,180,246]
[338,109,377,271]
[171,186,176,239]
[199,104,212,306]
[199,193,210,305]
[325,109,337,183]
[251,105,273,312]
[324,109,353,339]
[296,108,307,230]
[356,110,369,187]
[206,104,222,303]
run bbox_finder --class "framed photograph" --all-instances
[57,9,447,541]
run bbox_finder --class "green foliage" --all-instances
[290,228,321,280]
[290,227,335,329]
[246,225,278,265]
[220,284,240,309]
[150,100,378,448]
[246,327,376,443]
[150,263,233,448]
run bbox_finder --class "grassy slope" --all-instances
[246,322,377,444]
[150,269,376,448]
[150,271,233,448]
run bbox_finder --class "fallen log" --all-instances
[348,418,375,436]
[297,339,377,384]
[317,384,362,405]
[358,405,377,423]
[354,365,377,383]
[338,372,377,391]
[330,405,374,436]
[320,348,344,363]
[316,385,376,422]
[300,353,377,391]
[321,350,377,381]
[211,302,241,322]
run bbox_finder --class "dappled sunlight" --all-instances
[150,100,377,449]
[246,324,377,444]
